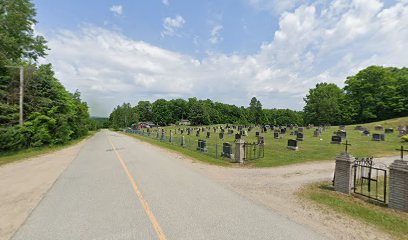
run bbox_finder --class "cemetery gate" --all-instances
[352,157,388,203]
[244,142,264,161]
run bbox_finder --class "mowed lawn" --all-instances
[130,117,408,167]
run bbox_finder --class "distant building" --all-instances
[138,122,156,128]
[179,119,191,126]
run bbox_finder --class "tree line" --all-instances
[109,97,304,128]
[0,0,91,152]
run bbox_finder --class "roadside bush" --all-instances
[0,126,25,151]
[402,135,408,142]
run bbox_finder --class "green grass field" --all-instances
[0,131,98,166]
[128,116,408,167]
[300,182,408,240]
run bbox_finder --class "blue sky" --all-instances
[32,0,408,117]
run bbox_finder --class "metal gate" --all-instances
[244,143,264,160]
[352,157,387,203]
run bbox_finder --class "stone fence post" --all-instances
[389,160,408,212]
[334,152,354,194]
[234,139,245,164]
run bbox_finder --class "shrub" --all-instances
[402,135,408,142]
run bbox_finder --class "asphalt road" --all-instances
[13,130,325,240]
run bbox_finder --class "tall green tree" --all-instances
[134,101,152,122]
[248,97,263,124]
[151,99,172,126]
[303,83,345,125]
[344,66,403,123]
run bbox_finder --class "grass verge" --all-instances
[124,132,231,167]
[300,182,408,240]
[0,130,98,166]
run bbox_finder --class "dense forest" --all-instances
[0,0,91,151]
[304,66,408,125]
[109,97,304,128]
[109,65,408,128]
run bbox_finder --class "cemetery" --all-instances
[127,116,408,167]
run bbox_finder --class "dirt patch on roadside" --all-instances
[0,139,90,240]
[132,136,398,240]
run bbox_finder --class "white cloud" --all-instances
[161,15,185,37]
[245,0,310,15]
[44,0,408,117]
[162,0,169,6]
[209,25,223,44]
[110,5,123,16]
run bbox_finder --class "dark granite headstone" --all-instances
[372,133,385,141]
[219,132,224,139]
[296,132,304,141]
[384,128,393,134]
[222,142,232,158]
[287,139,298,150]
[331,136,342,144]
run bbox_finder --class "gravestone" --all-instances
[331,136,342,144]
[255,131,260,137]
[385,128,394,134]
[372,133,385,141]
[339,125,345,131]
[290,131,295,136]
[169,133,174,143]
[196,131,200,137]
[242,130,248,136]
[298,127,304,133]
[274,132,279,139]
[374,125,384,131]
[362,130,371,136]
[258,136,265,145]
[313,129,321,137]
[235,133,241,140]
[336,131,347,139]
[287,139,298,151]
[221,142,233,159]
[206,132,211,138]
[197,140,207,152]
[187,129,191,135]
[280,128,287,134]
[296,132,304,141]
[219,132,224,139]
[355,126,362,131]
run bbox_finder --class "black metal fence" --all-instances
[352,157,388,203]
[244,142,265,160]
[125,129,235,161]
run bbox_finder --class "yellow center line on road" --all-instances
[106,134,167,240]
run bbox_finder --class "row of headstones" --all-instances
[355,125,408,137]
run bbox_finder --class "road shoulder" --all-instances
[0,136,91,240]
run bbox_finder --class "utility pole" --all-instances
[5,65,25,125]
[19,66,24,125]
